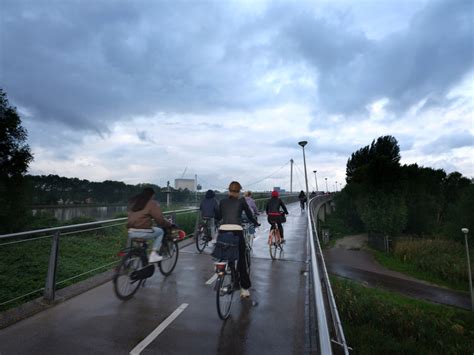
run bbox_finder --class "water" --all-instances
[31,205,128,222]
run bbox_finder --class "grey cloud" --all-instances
[275,137,359,157]
[282,0,473,115]
[2,0,472,143]
[422,130,474,154]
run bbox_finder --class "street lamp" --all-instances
[313,170,319,192]
[462,228,473,311]
[335,181,338,192]
[298,141,309,199]
[325,177,328,193]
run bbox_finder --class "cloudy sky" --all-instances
[1,0,473,192]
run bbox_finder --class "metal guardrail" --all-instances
[307,195,349,355]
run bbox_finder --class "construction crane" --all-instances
[181,167,187,178]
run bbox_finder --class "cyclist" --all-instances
[244,191,259,217]
[243,191,259,236]
[298,190,307,211]
[266,190,289,243]
[218,181,259,298]
[199,189,220,242]
[126,187,173,263]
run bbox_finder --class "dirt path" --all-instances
[323,234,471,310]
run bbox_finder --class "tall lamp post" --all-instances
[462,228,473,311]
[298,141,309,199]
[313,170,319,192]
[325,177,328,193]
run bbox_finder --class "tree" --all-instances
[0,89,34,233]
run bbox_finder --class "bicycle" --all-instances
[268,222,283,260]
[113,228,185,300]
[195,217,214,253]
[213,228,254,320]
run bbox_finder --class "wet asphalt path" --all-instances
[0,203,309,355]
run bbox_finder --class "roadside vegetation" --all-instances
[323,135,473,291]
[373,238,473,292]
[332,277,474,354]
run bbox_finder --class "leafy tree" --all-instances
[0,89,33,233]
[356,192,407,236]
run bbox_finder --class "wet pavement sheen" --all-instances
[0,203,309,355]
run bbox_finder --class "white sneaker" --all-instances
[149,251,163,263]
[240,288,250,298]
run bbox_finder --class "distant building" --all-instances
[175,178,196,191]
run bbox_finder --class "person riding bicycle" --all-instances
[199,189,220,242]
[217,181,260,298]
[126,187,173,263]
[298,190,307,211]
[265,190,289,243]
[243,191,259,235]
[244,191,259,217]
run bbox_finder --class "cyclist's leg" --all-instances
[277,222,284,241]
[210,218,217,241]
[236,231,251,291]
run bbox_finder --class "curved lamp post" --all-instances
[298,141,309,199]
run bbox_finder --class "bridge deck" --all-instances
[0,203,309,354]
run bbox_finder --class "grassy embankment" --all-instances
[322,213,473,292]
[332,277,474,354]
[0,211,197,312]
[373,238,473,292]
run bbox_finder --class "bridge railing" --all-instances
[0,207,199,311]
[0,194,298,312]
[307,195,350,355]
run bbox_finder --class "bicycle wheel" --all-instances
[195,224,208,253]
[158,240,179,276]
[216,269,234,320]
[269,229,277,260]
[113,250,146,300]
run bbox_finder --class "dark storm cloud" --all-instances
[282,0,473,115]
[1,0,280,133]
[422,130,474,154]
[1,0,472,137]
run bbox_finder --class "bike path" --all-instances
[0,203,309,355]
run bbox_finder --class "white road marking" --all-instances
[205,274,218,285]
[129,303,189,355]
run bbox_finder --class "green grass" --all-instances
[372,238,473,292]
[331,277,474,354]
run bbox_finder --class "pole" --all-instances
[313,170,318,192]
[302,148,309,198]
[325,178,328,192]
[44,231,60,302]
[166,181,171,207]
[462,228,473,311]
[290,159,294,194]
[195,174,198,203]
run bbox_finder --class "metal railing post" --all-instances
[44,231,60,302]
